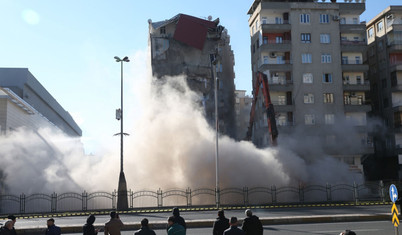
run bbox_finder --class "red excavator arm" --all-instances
[245,71,278,146]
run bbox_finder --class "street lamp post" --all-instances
[114,56,130,211]
[211,51,221,208]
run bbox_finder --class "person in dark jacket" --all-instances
[7,215,16,235]
[134,218,156,235]
[83,214,99,235]
[167,216,185,235]
[213,210,229,235]
[172,207,186,231]
[0,221,14,235]
[45,218,61,235]
[223,217,244,235]
[241,209,263,235]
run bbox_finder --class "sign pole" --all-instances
[390,184,399,234]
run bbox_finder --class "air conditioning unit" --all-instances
[333,15,340,21]
[270,52,277,58]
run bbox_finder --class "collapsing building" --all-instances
[148,14,236,138]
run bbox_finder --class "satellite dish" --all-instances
[208,15,212,21]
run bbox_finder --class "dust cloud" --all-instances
[0,71,362,195]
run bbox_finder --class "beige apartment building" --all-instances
[366,6,402,179]
[247,0,372,173]
[148,14,236,138]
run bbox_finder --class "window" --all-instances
[353,36,359,42]
[356,75,362,84]
[277,56,285,64]
[323,93,334,103]
[263,36,268,44]
[300,14,310,24]
[305,114,315,125]
[255,20,259,32]
[377,21,384,32]
[355,56,361,64]
[263,56,269,64]
[344,75,350,84]
[303,73,313,83]
[275,17,283,24]
[342,56,348,64]
[276,36,283,44]
[320,34,331,43]
[304,93,314,104]
[320,14,330,23]
[368,28,374,38]
[262,17,267,25]
[322,73,332,83]
[353,17,358,24]
[321,54,332,63]
[252,44,255,54]
[340,18,346,24]
[301,33,311,43]
[325,114,335,125]
[160,26,166,34]
[302,53,312,63]
[278,95,286,105]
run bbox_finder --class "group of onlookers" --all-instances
[0,208,357,235]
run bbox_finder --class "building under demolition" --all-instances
[148,14,236,138]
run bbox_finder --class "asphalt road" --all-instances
[65,221,396,235]
[7,205,391,229]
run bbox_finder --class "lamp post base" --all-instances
[117,171,128,211]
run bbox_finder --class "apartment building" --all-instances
[366,6,402,179]
[235,90,253,141]
[148,14,236,138]
[247,0,372,172]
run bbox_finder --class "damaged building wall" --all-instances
[148,14,236,138]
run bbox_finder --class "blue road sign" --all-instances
[390,184,398,203]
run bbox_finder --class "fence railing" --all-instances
[0,181,392,214]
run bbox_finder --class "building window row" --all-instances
[302,93,334,104]
[300,33,330,43]
[301,53,332,64]
[300,14,330,24]
[304,114,335,125]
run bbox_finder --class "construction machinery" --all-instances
[245,71,278,146]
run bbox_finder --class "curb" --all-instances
[13,213,391,234]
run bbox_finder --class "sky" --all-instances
[0,0,401,154]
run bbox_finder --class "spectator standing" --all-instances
[45,218,61,235]
[104,212,124,235]
[134,218,156,235]
[241,209,263,235]
[213,210,229,235]
[83,214,99,235]
[223,217,245,235]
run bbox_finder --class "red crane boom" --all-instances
[245,71,278,146]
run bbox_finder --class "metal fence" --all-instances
[0,181,392,214]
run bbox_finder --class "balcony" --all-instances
[267,77,293,91]
[260,40,291,52]
[339,23,366,33]
[390,62,402,73]
[392,84,402,92]
[261,22,291,33]
[344,100,371,112]
[388,40,402,53]
[259,60,292,72]
[343,81,370,91]
[272,102,294,113]
[341,60,369,72]
[340,40,367,52]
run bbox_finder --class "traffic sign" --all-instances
[390,184,399,203]
[392,203,400,227]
